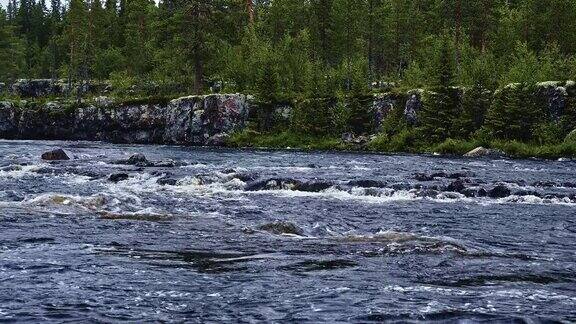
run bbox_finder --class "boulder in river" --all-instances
[464,147,505,158]
[116,153,153,167]
[488,185,511,198]
[446,180,466,193]
[41,148,70,161]
[108,173,129,183]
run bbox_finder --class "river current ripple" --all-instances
[0,140,575,322]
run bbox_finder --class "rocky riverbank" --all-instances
[1,79,576,157]
[0,94,250,146]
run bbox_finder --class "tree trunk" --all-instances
[246,0,254,25]
[455,0,462,71]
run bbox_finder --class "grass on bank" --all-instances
[227,130,352,151]
[228,129,576,159]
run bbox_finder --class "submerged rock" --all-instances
[157,177,178,186]
[347,180,387,188]
[464,147,505,158]
[414,173,435,182]
[41,148,70,161]
[257,221,304,236]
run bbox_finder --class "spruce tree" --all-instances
[417,36,459,143]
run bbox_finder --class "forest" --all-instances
[2,0,576,157]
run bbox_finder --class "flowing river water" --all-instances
[0,140,575,322]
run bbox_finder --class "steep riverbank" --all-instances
[2,80,576,159]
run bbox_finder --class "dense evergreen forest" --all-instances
[2,0,576,93]
[2,0,576,157]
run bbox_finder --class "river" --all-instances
[0,140,575,322]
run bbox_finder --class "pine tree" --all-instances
[123,0,153,76]
[64,0,89,99]
[417,36,459,142]
[0,6,25,81]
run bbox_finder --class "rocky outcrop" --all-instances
[0,94,251,146]
[9,79,110,98]
[0,101,20,138]
[11,79,62,98]
[536,81,570,121]
[403,89,423,125]
[373,94,397,129]
[164,94,250,145]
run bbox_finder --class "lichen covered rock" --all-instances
[464,147,506,158]
[404,89,423,125]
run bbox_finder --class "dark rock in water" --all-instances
[234,173,258,183]
[1,165,23,172]
[477,188,488,197]
[245,178,301,191]
[416,189,439,198]
[157,178,178,186]
[116,153,153,167]
[295,181,333,192]
[461,188,479,198]
[99,211,174,222]
[348,180,387,188]
[430,172,448,178]
[447,172,474,179]
[109,173,129,183]
[258,221,304,236]
[127,153,149,165]
[446,180,466,193]
[153,160,179,168]
[41,148,70,161]
[488,185,511,198]
[391,183,412,191]
[414,173,434,182]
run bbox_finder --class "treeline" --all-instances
[1,0,576,97]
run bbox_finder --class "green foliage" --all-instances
[453,85,492,138]
[533,122,565,145]
[432,139,479,155]
[291,97,341,136]
[485,84,546,141]
[564,130,576,144]
[367,128,421,153]
[227,130,346,151]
